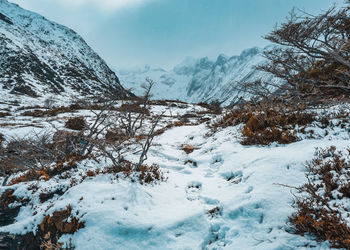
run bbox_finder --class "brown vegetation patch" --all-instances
[0,190,16,210]
[21,106,76,117]
[208,206,222,218]
[65,116,86,131]
[0,133,4,146]
[182,145,195,154]
[0,189,29,227]
[39,205,84,240]
[52,130,86,158]
[289,147,350,248]
[0,204,80,249]
[212,102,316,145]
[8,155,88,185]
[105,130,119,142]
[0,132,87,178]
[197,101,222,114]
[117,103,150,115]
[174,121,184,127]
[0,112,11,117]
[150,99,188,106]
[137,164,165,185]
[184,160,198,167]
[82,161,166,185]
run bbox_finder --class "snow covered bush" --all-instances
[212,101,315,145]
[82,160,166,185]
[289,146,350,248]
[39,205,84,249]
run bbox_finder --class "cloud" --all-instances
[59,0,153,11]
[10,0,154,12]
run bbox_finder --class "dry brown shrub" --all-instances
[0,189,29,226]
[117,103,150,115]
[0,137,52,175]
[184,160,198,167]
[0,133,4,146]
[289,147,350,248]
[105,130,119,142]
[8,155,88,185]
[208,206,222,218]
[174,121,184,127]
[182,145,195,154]
[0,112,11,117]
[137,164,165,184]
[82,160,166,185]
[212,101,315,145]
[65,117,86,131]
[0,131,88,180]
[52,130,86,158]
[40,205,84,236]
[197,101,222,114]
[39,205,84,249]
[21,106,76,117]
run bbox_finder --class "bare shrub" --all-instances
[8,154,89,186]
[117,78,154,138]
[52,130,86,158]
[254,4,350,100]
[0,130,89,186]
[65,117,86,131]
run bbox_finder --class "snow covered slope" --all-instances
[1,101,349,249]
[0,0,126,98]
[117,47,281,105]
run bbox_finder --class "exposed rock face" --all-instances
[0,0,127,98]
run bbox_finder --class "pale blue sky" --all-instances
[10,0,345,69]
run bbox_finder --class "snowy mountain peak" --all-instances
[216,54,229,65]
[117,46,281,105]
[239,46,262,58]
[0,0,127,99]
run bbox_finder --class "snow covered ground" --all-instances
[0,101,349,249]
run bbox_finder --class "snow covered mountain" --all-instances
[117,46,281,105]
[0,0,126,98]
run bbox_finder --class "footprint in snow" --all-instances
[221,170,243,184]
[185,181,202,201]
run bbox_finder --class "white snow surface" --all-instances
[1,102,349,249]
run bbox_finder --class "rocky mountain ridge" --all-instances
[0,0,127,99]
[117,46,281,105]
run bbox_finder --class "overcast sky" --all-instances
[9,0,345,70]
